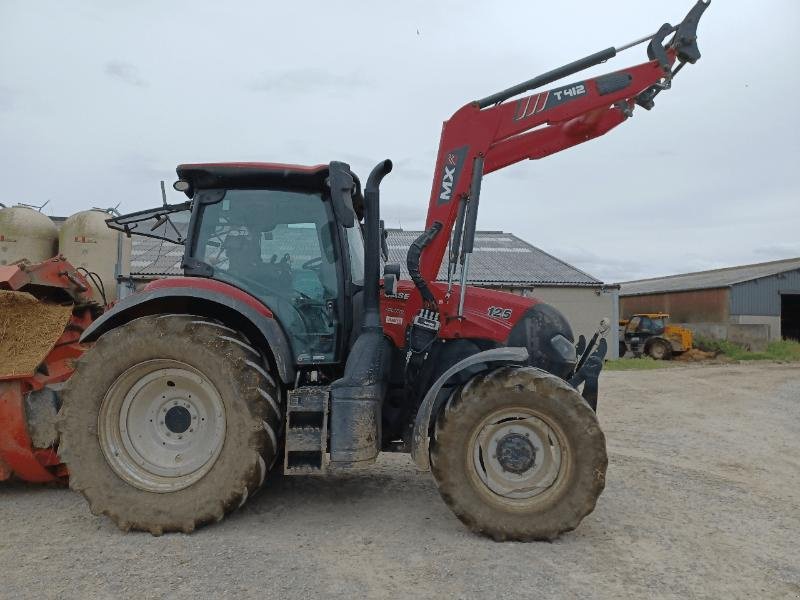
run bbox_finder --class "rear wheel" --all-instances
[430,366,606,541]
[58,315,282,534]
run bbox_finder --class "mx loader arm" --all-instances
[410,0,710,304]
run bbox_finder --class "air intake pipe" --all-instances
[362,159,393,331]
[330,159,393,467]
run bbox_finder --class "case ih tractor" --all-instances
[58,2,709,540]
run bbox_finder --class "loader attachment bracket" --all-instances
[647,23,676,72]
[568,338,607,412]
[673,0,710,64]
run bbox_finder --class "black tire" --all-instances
[58,314,282,534]
[430,366,607,541]
[647,339,671,360]
[618,341,627,358]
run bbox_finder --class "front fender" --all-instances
[410,346,529,471]
[81,286,295,385]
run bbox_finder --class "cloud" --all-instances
[753,244,800,259]
[391,157,432,181]
[548,246,660,284]
[0,85,15,111]
[248,68,367,94]
[104,61,147,87]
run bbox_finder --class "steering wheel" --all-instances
[302,256,323,271]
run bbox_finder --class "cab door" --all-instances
[189,187,349,366]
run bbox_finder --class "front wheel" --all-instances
[647,339,671,360]
[430,366,607,541]
[58,315,282,534]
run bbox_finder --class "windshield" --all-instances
[192,189,340,364]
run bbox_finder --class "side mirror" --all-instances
[328,162,357,228]
[383,263,401,297]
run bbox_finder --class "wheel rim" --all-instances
[651,343,666,359]
[99,359,226,493]
[469,408,563,500]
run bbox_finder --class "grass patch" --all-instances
[605,357,673,371]
[695,337,800,362]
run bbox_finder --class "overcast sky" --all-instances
[1,0,797,282]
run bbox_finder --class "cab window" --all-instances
[627,316,641,333]
[192,188,341,364]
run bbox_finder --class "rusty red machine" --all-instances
[0,257,98,483]
[7,2,708,541]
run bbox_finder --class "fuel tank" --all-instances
[58,209,132,303]
[0,205,58,266]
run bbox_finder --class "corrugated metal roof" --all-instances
[619,257,800,296]
[129,229,603,286]
[386,230,601,286]
[130,237,186,275]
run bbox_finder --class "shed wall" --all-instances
[730,270,800,316]
[513,286,619,359]
[620,288,729,323]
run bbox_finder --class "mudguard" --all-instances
[410,346,529,471]
[81,285,295,385]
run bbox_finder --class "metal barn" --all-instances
[619,257,800,346]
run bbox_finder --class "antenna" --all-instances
[18,200,50,212]
[92,203,122,217]
[160,180,167,207]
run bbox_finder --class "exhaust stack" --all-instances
[362,159,393,331]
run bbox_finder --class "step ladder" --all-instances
[283,385,329,475]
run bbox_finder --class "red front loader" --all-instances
[57,2,709,539]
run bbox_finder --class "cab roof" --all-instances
[176,162,329,193]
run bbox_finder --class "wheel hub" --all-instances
[496,432,537,474]
[471,410,562,500]
[99,360,226,493]
[164,405,192,434]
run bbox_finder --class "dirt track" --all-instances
[2,363,799,599]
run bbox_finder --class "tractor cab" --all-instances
[109,162,369,368]
[624,313,667,337]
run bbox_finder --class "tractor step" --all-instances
[283,385,329,475]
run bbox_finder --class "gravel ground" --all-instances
[2,362,799,599]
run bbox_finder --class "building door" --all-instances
[781,293,800,341]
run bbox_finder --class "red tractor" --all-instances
[58,2,709,540]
